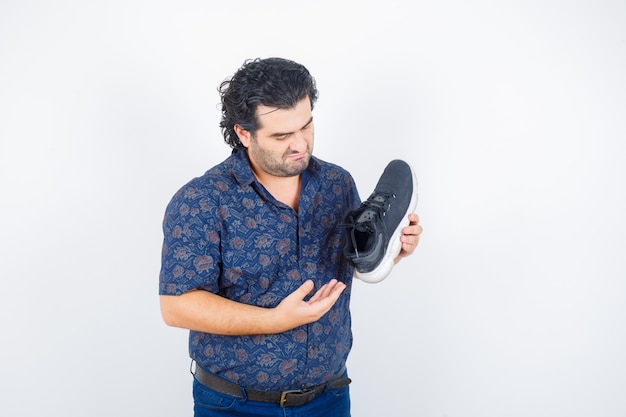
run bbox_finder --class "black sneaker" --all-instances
[343,159,418,283]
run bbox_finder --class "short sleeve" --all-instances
[159,183,221,295]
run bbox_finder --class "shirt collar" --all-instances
[230,148,256,187]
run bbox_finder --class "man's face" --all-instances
[236,97,314,178]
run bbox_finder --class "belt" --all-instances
[192,363,351,408]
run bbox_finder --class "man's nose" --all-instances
[289,130,307,150]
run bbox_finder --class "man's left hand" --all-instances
[395,213,422,261]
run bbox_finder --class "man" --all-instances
[159,57,422,416]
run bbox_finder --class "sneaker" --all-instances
[343,159,418,283]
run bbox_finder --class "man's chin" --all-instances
[281,157,309,177]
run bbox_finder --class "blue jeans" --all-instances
[192,376,351,417]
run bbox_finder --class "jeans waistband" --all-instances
[191,362,351,408]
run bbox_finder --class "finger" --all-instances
[308,279,338,303]
[318,282,346,306]
[295,280,315,301]
[310,280,345,305]
[403,223,423,237]
[402,233,421,253]
[321,279,340,298]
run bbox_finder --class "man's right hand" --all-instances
[272,279,346,332]
[160,279,346,336]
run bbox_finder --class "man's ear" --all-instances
[234,124,251,148]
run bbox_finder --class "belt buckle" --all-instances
[279,389,305,407]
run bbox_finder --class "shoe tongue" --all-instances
[354,193,388,230]
[356,209,374,222]
[356,194,387,222]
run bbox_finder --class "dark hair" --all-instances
[219,57,318,149]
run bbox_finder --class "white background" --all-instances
[1,1,625,416]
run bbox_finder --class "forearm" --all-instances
[160,291,281,336]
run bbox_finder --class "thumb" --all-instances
[295,280,314,299]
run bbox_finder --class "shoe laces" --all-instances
[342,192,396,257]
[359,191,395,218]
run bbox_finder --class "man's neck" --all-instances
[253,170,301,211]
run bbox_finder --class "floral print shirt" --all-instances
[159,149,360,391]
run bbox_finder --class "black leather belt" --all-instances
[192,363,351,408]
